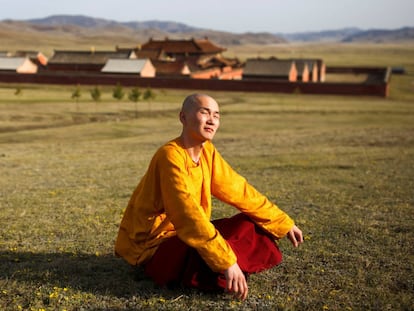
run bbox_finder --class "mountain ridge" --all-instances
[1,14,414,45]
[0,15,287,46]
[27,14,203,33]
[342,27,414,42]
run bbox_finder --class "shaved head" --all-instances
[178,93,220,146]
[181,93,213,114]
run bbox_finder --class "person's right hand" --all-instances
[224,262,248,300]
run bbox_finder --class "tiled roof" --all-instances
[293,61,307,73]
[180,54,241,72]
[14,50,39,58]
[116,47,168,60]
[243,58,295,76]
[101,59,150,73]
[289,59,317,71]
[49,50,131,64]
[14,50,48,66]
[135,49,165,60]
[141,38,225,54]
[0,57,26,70]
[198,55,241,68]
[194,39,227,53]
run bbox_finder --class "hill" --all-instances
[28,15,203,33]
[0,14,286,49]
[1,15,413,56]
[280,28,361,42]
[280,27,414,42]
[342,27,414,42]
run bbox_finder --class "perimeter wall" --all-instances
[0,66,391,98]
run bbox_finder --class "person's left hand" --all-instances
[287,225,303,247]
[224,262,248,300]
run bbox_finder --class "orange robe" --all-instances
[115,138,294,272]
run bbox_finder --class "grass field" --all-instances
[1,43,414,310]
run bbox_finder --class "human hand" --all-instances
[224,262,248,300]
[287,225,303,247]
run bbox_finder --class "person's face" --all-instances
[181,96,220,144]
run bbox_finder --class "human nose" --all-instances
[207,113,219,125]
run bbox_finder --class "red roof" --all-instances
[141,38,226,54]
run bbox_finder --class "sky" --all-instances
[1,0,413,34]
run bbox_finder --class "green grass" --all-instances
[1,43,414,310]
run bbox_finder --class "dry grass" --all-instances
[226,42,414,67]
[1,42,414,310]
[0,85,413,310]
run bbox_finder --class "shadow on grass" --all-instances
[0,250,185,299]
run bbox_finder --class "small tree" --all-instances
[143,87,156,114]
[112,83,125,112]
[90,86,101,112]
[14,87,23,103]
[112,83,125,101]
[71,84,82,111]
[14,87,22,96]
[128,87,141,118]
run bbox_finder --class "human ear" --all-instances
[179,111,186,124]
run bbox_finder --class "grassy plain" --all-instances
[1,43,414,310]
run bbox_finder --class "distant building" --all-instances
[0,51,11,57]
[316,59,326,82]
[289,59,324,82]
[130,37,242,79]
[14,50,48,67]
[292,60,310,82]
[218,65,243,80]
[243,58,297,82]
[47,49,134,72]
[151,60,191,77]
[101,59,156,77]
[0,57,38,74]
[186,54,243,79]
[116,46,168,61]
[190,67,222,79]
[140,37,226,60]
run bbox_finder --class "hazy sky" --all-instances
[1,0,413,33]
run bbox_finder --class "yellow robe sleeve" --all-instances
[207,143,295,239]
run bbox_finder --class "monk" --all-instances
[115,93,303,300]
